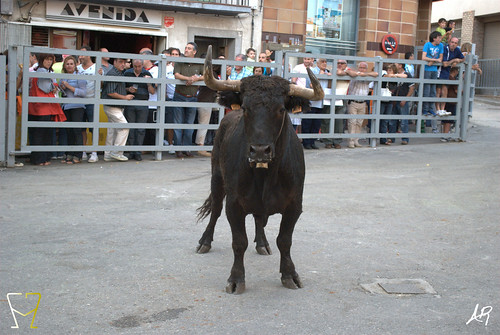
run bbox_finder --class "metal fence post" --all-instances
[0,55,6,166]
[6,46,19,167]
[460,54,473,141]
[371,57,383,148]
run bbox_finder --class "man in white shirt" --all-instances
[77,46,99,162]
[291,53,317,143]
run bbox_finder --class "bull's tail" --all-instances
[196,195,212,222]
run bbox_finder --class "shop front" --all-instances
[29,1,167,53]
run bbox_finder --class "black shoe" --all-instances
[125,153,135,160]
[310,144,319,149]
[134,153,142,161]
[303,145,312,150]
[183,151,194,158]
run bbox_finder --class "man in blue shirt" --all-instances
[421,31,443,122]
[436,37,465,115]
[229,54,253,80]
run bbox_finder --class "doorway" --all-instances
[194,36,233,59]
[95,32,153,54]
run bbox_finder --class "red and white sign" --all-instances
[164,16,174,28]
[381,34,398,55]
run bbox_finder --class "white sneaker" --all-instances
[109,152,128,161]
[88,152,98,163]
[163,140,170,146]
[103,153,113,161]
[82,152,88,161]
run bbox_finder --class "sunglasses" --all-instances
[338,62,347,65]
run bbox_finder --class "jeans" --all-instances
[423,71,437,113]
[320,105,345,146]
[395,101,410,142]
[84,104,95,133]
[51,126,67,158]
[302,107,322,147]
[124,105,149,155]
[379,102,396,144]
[29,114,52,165]
[173,92,197,147]
[63,107,85,159]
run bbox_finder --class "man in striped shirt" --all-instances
[345,62,378,148]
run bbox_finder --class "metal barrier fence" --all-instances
[1,55,7,164]
[476,59,500,96]
[2,46,474,167]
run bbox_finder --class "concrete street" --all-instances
[1,98,499,334]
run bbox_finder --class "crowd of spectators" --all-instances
[5,27,479,165]
[9,44,279,165]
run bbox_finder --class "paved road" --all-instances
[1,100,499,334]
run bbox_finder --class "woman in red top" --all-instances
[28,53,66,165]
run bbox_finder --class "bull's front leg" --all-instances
[253,214,272,255]
[225,201,248,294]
[277,205,303,290]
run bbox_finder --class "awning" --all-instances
[29,18,167,36]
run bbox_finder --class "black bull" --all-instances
[196,46,324,294]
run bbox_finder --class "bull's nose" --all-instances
[249,144,272,162]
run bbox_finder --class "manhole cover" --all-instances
[361,278,437,295]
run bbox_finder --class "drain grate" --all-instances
[361,278,437,295]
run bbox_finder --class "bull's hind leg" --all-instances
[196,172,225,254]
[277,206,303,289]
[253,215,272,255]
[225,201,247,294]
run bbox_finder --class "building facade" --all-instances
[261,0,441,59]
[1,0,459,61]
[1,0,264,58]
[431,0,500,59]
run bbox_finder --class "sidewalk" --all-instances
[0,100,499,334]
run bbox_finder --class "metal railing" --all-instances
[2,46,474,167]
[284,51,472,145]
[475,59,500,96]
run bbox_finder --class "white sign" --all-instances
[46,1,162,29]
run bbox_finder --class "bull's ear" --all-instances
[217,91,242,109]
[285,96,311,113]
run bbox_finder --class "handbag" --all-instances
[381,87,392,97]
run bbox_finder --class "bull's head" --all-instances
[204,46,324,169]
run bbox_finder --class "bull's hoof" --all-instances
[256,245,272,255]
[196,244,211,254]
[281,274,303,289]
[225,281,246,294]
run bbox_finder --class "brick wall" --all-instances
[358,0,421,59]
[461,10,475,45]
[262,0,307,49]
[472,15,484,59]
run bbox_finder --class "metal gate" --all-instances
[2,46,474,167]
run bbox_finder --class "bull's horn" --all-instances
[204,45,241,92]
[289,67,325,101]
